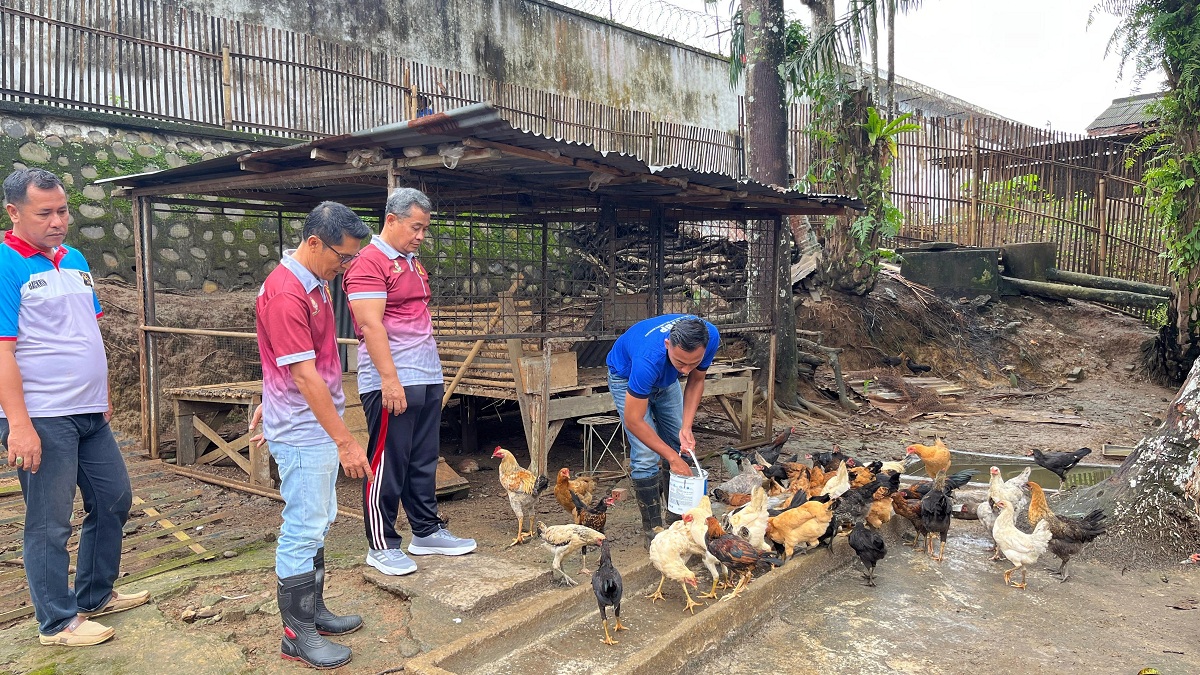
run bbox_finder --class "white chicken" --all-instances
[726,486,772,553]
[646,516,703,613]
[977,466,1032,560]
[683,497,728,598]
[537,523,605,586]
[991,499,1053,590]
[819,461,851,499]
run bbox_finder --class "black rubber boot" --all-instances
[278,570,353,669]
[632,474,664,548]
[660,463,682,526]
[313,547,363,636]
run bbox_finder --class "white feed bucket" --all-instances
[666,452,708,515]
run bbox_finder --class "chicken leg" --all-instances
[1003,564,1028,589]
[718,572,751,602]
[552,549,579,586]
[645,575,667,602]
[600,617,618,646]
[1046,559,1070,582]
[679,582,704,614]
[698,576,721,600]
[507,517,528,547]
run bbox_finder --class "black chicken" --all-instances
[848,518,887,586]
[905,356,933,375]
[591,540,625,645]
[834,479,882,522]
[751,426,794,467]
[898,469,978,500]
[808,446,853,472]
[882,354,903,368]
[1031,447,1092,487]
[919,470,954,561]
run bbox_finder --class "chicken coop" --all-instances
[105,103,862,491]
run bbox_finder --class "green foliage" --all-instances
[1098,1,1200,333]
[860,107,918,160]
[721,7,809,89]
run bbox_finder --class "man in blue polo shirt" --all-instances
[0,168,148,647]
[606,314,719,545]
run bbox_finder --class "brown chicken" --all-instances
[866,485,895,530]
[1027,481,1107,581]
[905,438,951,478]
[891,492,928,548]
[764,499,835,559]
[493,446,550,546]
[703,516,782,600]
[571,490,616,574]
[849,465,875,489]
[554,467,596,517]
[712,488,754,508]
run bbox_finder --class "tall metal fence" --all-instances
[1,0,1168,287]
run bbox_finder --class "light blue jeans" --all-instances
[269,440,339,578]
[607,372,684,480]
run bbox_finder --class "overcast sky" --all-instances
[671,0,1162,134]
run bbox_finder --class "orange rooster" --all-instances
[905,438,951,478]
[554,467,596,517]
[493,446,549,546]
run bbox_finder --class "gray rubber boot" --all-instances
[278,570,353,669]
[632,474,664,549]
[313,547,363,636]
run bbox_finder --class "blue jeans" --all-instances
[0,414,131,635]
[607,372,684,480]
[269,440,340,578]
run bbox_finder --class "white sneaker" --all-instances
[407,528,477,556]
[366,548,417,575]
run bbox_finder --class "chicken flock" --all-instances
[492,433,1108,645]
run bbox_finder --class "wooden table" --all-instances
[166,376,469,496]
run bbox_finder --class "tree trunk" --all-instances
[743,0,797,406]
[886,0,895,117]
[798,0,835,34]
[1057,358,1200,562]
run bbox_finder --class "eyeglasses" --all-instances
[319,238,360,265]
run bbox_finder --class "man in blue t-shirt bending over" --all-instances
[606,314,719,545]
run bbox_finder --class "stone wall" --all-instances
[172,0,740,131]
[0,103,290,291]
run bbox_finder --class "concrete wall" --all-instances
[172,0,741,130]
[0,103,286,291]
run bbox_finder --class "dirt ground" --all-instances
[9,277,1185,673]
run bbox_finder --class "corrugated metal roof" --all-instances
[102,103,863,217]
[1086,92,1164,135]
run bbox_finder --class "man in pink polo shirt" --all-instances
[345,188,474,577]
[254,201,371,669]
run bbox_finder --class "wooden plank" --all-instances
[131,495,208,556]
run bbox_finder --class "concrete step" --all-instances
[405,532,867,675]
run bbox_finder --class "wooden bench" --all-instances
[166,376,468,495]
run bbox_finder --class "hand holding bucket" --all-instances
[666,450,708,515]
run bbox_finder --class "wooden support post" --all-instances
[740,372,754,443]
[460,396,479,454]
[765,333,776,442]
[221,46,233,130]
[501,291,538,468]
[1096,176,1109,277]
[132,197,151,455]
[247,395,271,487]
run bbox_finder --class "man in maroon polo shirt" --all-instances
[253,201,371,669]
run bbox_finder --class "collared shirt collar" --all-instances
[4,230,66,266]
[278,249,325,295]
[371,234,414,261]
